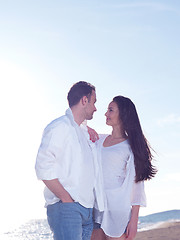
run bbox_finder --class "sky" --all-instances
[0,0,180,233]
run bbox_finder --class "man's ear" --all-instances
[81,96,88,106]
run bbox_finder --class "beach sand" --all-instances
[135,221,180,240]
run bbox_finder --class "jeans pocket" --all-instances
[60,200,76,204]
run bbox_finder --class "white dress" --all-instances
[94,135,146,238]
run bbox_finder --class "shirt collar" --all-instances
[65,108,79,127]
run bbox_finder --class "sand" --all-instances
[135,221,180,240]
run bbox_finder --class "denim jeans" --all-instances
[47,201,93,240]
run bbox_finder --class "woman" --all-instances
[91,96,157,240]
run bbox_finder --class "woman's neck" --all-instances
[111,126,126,140]
[103,126,127,147]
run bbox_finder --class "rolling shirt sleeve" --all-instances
[131,180,147,207]
[35,122,69,180]
[127,151,147,207]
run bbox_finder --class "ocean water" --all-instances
[1,220,52,240]
[138,209,180,231]
[1,210,180,239]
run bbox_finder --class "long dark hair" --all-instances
[113,96,157,182]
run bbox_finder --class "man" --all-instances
[35,81,104,240]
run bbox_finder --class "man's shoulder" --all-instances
[45,115,70,131]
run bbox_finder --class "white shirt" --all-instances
[94,135,146,238]
[35,108,104,210]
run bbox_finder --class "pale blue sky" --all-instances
[0,0,180,233]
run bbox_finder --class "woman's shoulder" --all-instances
[95,134,108,146]
[98,133,109,139]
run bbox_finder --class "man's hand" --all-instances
[43,179,74,203]
[61,195,74,203]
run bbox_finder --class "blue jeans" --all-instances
[47,201,93,240]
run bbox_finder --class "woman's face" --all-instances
[105,101,121,127]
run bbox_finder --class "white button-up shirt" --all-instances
[35,108,104,210]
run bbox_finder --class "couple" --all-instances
[35,81,156,240]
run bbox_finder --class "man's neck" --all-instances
[71,106,85,126]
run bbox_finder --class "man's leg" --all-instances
[80,205,93,240]
[47,201,82,240]
[82,220,93,240]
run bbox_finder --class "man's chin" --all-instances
[86,115,93,120]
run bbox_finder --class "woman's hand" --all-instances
[125,205,140,239]
[87,126,99,142]
[125,219,138,240]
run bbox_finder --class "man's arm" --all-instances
[43,179,74,203]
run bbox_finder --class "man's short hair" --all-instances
[67,81,95,107]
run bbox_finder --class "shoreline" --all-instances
[2,218,180,240]
[135,221,180,240]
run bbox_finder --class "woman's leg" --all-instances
[91,229,106,240]
[105,233,126,240]
[91,229,126,240]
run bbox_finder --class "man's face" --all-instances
[84,90,97,120]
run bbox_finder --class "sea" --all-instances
[1,210,180,239]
